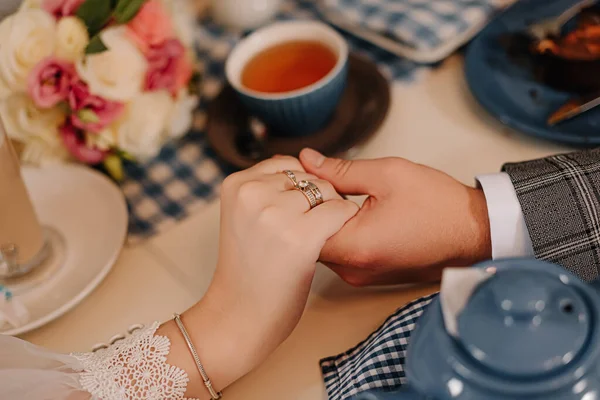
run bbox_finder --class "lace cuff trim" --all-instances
[72,322,199,400]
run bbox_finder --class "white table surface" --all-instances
[23,56,572,399]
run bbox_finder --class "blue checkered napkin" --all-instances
[122,0,421,242]
[121,136,229,242]
[321,0,511,62]
[321,293,438,400]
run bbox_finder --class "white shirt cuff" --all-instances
[475,173,534,259]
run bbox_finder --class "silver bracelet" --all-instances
[173,313,223,399]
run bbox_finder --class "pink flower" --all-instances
[42,0,85,18]
[60,121,108,164]
[28,57,76,109]
[126,0,174,53]
[145,39,193,95]
[69,80,125,133]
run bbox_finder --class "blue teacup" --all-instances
[225,21,349,137]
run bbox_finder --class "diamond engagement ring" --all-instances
[282,170,299,188]
[297,180,324,209]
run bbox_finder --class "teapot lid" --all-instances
[457,269,590,377]
[406,259,600,399]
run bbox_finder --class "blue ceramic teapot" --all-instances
[353,258,600,400]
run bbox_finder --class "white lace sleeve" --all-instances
[0,322,198,400]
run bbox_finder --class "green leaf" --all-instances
[114,0,148,24]
[77,109,100,124]
[76,0,112,37]
[103,154,124,182]
[115,149,136,161]
[85,35,108,55]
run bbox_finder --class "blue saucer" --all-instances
[465,0,600,147]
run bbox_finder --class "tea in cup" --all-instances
[226,21,349,136]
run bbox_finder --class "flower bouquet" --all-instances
[0,0,200,180]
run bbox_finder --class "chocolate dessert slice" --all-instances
[532,7,600,94]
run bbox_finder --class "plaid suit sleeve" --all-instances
[503,148,600,282]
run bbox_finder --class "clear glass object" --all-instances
[0,121,50,280]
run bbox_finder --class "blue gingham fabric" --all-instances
[322,0,511,52]
[321,293,438,400]
[122,0,421,242]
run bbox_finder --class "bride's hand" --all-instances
[165,156,359,396]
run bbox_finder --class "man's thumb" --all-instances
[299,148,375,195]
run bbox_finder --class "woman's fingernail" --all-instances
[301,148,325,168]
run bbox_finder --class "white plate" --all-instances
[0,165,127,336]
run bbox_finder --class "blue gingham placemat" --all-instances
[321,293,438,400]
[123,0,500,242]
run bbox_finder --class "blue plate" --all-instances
[465,0,600,147]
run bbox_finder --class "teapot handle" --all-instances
[351,386,422,400]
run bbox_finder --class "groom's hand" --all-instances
[299,148,492,286]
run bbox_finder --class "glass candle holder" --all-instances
[0,123,50,279]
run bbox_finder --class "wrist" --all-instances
[183,291,260,392]
[459,187,492,265]
[156,291,259,399]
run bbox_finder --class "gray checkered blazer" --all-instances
[320,149,600,399]
[503,148,600,282]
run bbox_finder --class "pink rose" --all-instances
[145,39,193,95]
[42,0,85,18]
[126,0,174,53]
[60,121,108,164]
[69,80,125,133]
[28,57,76,109]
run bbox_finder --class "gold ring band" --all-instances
[282,170,299,188]
[297,180,324,209]
[307,182,324,206]
[296,187,318,209]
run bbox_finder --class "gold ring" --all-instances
[297,180,324,209]
[308,182,324,205]
[282,170,299,188]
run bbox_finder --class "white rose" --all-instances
[76,27,148,102]
[116,90,174,159]
[18,0,44,11]
[0,66,13,100]
[56,17,89,62]
[0,9,56,96]
[167,88,198,139]
[0,93,65,147]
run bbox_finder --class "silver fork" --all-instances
[527,0,597,40]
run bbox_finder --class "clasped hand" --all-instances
[185,151,492,394]
[298,148,492,286]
